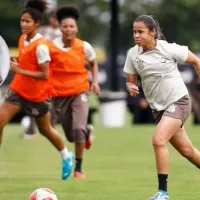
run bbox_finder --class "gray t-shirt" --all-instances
[123,40,189,111]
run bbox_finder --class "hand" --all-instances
[91,82,100,96]
[126,82,139,96]
[10,56,17,61]
[10,58,20,73]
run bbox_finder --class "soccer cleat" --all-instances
[85,125,94,150]
[149,190,169,200]
[85,138,92,149]
[62,152,74,180]
[73,171,86,179]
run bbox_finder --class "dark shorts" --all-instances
[52,93,89,143]
[152,95,191,125]
[5,89,52,118]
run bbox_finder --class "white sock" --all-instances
[60,148,69,160]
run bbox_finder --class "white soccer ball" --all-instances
[29,188,58,200]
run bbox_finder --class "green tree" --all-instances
[143,0,200,50]
[0,0,22,46]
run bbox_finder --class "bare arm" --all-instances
[88,59,98,84]
[126,73,138,85]
[10,59,49,80]
[88,59,100,95]
[19,62,49,79]
[185,50,200,77]
[126,73,139,96]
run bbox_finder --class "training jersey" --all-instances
[48,37,96,97]
[123,40,189,111]
[10,33,52,102]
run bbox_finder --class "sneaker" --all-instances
[85,125,94,150]
[73,171,86,179]
[62,152,74,180]
[149,190,169,200]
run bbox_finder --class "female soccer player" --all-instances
[124,15,200,200]
[48,6,100,178]
[23,10,62,138]
[1,0,73,180]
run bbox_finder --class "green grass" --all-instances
[0,115,200,200]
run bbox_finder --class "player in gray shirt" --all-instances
[124,15,200,200]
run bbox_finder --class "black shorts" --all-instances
[5,89,52,118]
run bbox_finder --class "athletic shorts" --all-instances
[52,93,89,142]
[5,89,52,118]
[152,95,191,125]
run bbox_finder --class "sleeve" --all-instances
[123,49,137,74]
[168,43,189,63]
[36,44,51,64]
[84,41,96,62]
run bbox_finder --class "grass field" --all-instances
[0,114,200,200]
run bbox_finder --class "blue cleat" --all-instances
[62,152,74,180]
[149,190,169,200]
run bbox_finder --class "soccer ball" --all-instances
[29,188,58,200]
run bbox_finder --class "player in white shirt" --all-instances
[123,15,200,200]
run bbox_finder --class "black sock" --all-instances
[158,174,168,192]
[75,158,82,173]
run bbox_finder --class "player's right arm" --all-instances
[126,74,139,96]
[123,49,139,96]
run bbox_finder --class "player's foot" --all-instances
[62,152,74,180]
[149,190,169,200]
[73,171,86,179]
[85,125,94,150]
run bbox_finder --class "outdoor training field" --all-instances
[0,113,200,200]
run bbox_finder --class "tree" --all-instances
[143,0,200,50]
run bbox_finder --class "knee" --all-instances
[38,126,51,136]
[180,147,193,158]
[72,128,86,143]
[64,127,86,143]
[152,135,167,149]
[66,134,74,143]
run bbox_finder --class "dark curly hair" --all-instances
[21,0,48,22]
[56,6,79,23]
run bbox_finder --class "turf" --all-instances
[0,115,200,200]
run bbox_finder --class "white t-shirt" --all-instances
[52,37,96,62]
[23,33,51,64]
[123,40,189,111]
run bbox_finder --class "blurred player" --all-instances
[48,6,100,178]
[124,15,200,200]
[1,0,73,180]
[38,10,62,40]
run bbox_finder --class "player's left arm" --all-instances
[185,50,200,77]
[88,59,100,95]
[85,41,100,95]
[88,59,98,85]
